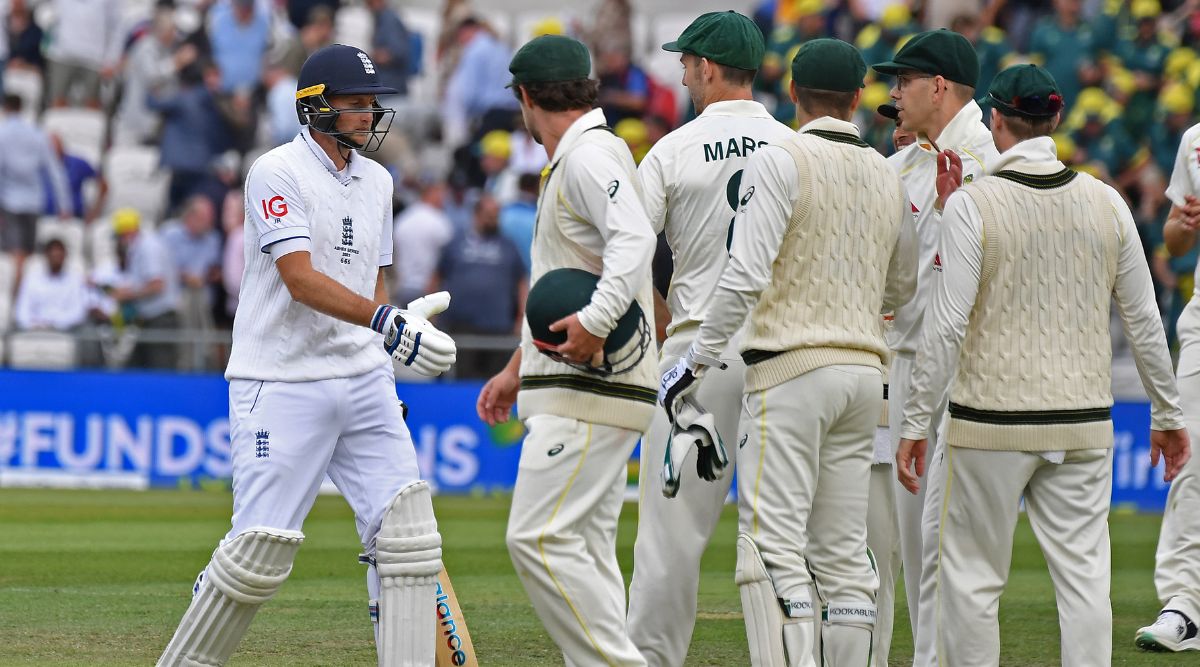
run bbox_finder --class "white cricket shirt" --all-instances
[886,101,999,355]
[639,99,795,337]
[1165,122,1200,378]
[225,127,394,382]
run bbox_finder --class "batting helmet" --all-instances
[526,268,651,376]
[296,44,397,152]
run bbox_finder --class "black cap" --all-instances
[872,29,980,88]
[877,103,900,120]
[296,44,398,100]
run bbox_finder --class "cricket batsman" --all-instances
[156,44,457,666]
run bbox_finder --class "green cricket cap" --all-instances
[508,35,591,88]
[662,11,765,71]
[872,28,980,88]
[791,38,866,92]
[984,64,1064,118]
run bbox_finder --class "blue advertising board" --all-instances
[0,370,1179,510]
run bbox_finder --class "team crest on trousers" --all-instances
[255,429,270,459]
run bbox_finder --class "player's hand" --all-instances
[371,299,457,376]
[1151,428,1191,483]
[896,437,927,494]
[548,313,605,367]
[1178,195,1200,231]
[658,345,727,421]
[477,368,520,426]
[935,149,963,212]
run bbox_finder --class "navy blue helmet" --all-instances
[296,44,397,152]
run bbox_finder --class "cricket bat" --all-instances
[435,567,478,667]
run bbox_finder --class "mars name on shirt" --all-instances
[639,99,795,337]
[226,127,395,382]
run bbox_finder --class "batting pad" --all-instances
[375,480,443,667]
[157,527,304,667]
[736,533,817,667]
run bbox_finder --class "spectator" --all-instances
[760,0,825,121]
[1028,0,1096,118]
[276,6,335,76]
[857,4,918,76]
[478,130,516,199]
[499,172,537,274]
[13,238,87,331]
[582,0,633,60]
[614,118,649,164]
[148,62,229,212]
[45,0,122,108]
[263,58,300,146]
[114,7,196,146]
[1151,83,1195,180]
[160,194,221,340]
[43,134,106,223]
[367,0,413,95]
[644,114,671,146]
[7,0,44,73]
[111,207,181,369]
[596,47,650,126]
[393,176,454,306]
[1117,0,1171,137]
[950,14,1013,95]
[209,0,271,94]
[508,128,548,176]
[428,194,526,378]
[0,95,70,276]
[286,0,337,31]
[442,17,519,148]
[220,189,244,322]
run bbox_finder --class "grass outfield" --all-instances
[0,488,1189,666]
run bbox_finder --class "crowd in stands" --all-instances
[2,0,1200,377]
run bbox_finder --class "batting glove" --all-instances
[371,291,457,377]
[658,345,726,422]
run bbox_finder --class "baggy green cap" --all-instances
[985,64,1064,118]
[662,11,765,71]
[872,28,980,88]
[508,35,591,88]
[791,38,866,92]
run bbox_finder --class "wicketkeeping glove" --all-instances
[371,291,457,377]
[658,345,727,422]
[661,395,729,499]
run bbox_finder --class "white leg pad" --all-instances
[821,602,877,667]
[375,480,443,667]
[736,533,816,667]
[158,527,304,667]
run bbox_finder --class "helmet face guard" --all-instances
[296,85,396,152]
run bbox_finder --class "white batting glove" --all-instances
[371,291,457,376]
[658,345,726,422]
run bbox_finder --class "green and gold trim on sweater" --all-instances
[803,128,872,148]
[992,168,1076,189]
[522,374,657,404]
[946,402,1114,452]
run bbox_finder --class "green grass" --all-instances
[0,489,1189,665]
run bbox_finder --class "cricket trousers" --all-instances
[507,413,647,667]
[886,352,949,666]
[739,364,881,666]
[1154,371,1200,623]
[628,329,744,667]
[937,446,1113,667]
[866,459,901,667]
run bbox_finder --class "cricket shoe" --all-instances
[1135,610,1200,652]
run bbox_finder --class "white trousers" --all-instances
[738,365,880,616]
[886,353,948,666]
[506,413,646,667]
[627,330,744,667]
[226,363,421,550]
[866,461,901,667]
[937,446,1113,667]
[1155,372,1200,623]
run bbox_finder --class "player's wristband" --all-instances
[371,305,397,334]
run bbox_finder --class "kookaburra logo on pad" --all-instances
[357,52,376,75]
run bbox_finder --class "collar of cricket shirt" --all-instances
[548,107,609,165]
[914,98,984,155]
[298,125,366,185]
[990,135,1066,176]
[699,99,773,118]
[797,115,866,146]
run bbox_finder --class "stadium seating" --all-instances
[42,108,106,166]
[0,254,14,331]
[86,215,120,272]
[103,145,168,222]
[6,330,78,369]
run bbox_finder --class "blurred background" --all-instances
[0,0,1190,501]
